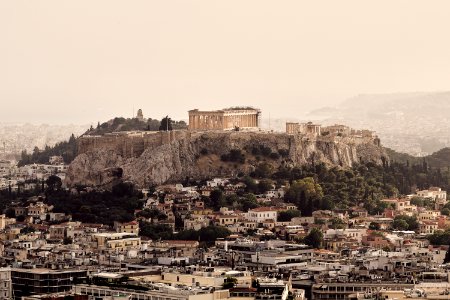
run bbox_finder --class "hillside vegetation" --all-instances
[18,117,187,166]
[19,134,78,166]
[85,117,187,136]
[386,147,450,169]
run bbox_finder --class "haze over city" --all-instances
[2,0,450,124]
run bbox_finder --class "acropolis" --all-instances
[188,107,261,131]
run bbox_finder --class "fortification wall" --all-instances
[77,130,190,158]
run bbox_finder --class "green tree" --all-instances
[428,230,450,245]
[139,221,174,240]
[304,228,323,249]
[210,189,225,210]
[241,193,258,211]
[137,209,167,223]
[159,116,173,131]
[285,177,323,216]
[277,210,301,222]
[329,218,346,229]
[410,196,426,207]
[242,176,258,194]
[198,225,231,242]
[257,179,273,194]
[253,162,273,178]
[392,218,409,231]
[221,149,245,164]
[46,175,62,192]
[369,222,381,230]
[392,215,419,231]
[174,225,231,244]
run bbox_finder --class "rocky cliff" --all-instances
[65,131,388,188]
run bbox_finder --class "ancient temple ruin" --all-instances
[188,107,261,131]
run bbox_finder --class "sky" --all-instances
[1,1,450,124]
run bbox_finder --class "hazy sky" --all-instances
[1,1,450,124]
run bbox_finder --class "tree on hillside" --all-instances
[285,177,323,216]
[392,215,419,231]
[277,210,301,222]
[210,189,225,210]
[257,179,273,194]
[18,133,78,166]
[159,116,173,131]
[46,175,62,192]
[304,228,323,249]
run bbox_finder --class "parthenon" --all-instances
[188,107,261,131]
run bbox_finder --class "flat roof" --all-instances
[94,232,137,238]
[11,268,87,274]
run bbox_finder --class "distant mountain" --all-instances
[0,123,88,160]
[421,148,450,169]
[308,92,450,156]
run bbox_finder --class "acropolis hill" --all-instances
[66,109,387,187]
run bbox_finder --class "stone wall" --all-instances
[77,131,190,158]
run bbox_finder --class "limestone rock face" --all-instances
[65,131,388,188]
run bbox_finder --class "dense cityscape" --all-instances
[0,108,449,300]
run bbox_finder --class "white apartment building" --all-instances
[246,207,278,223]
